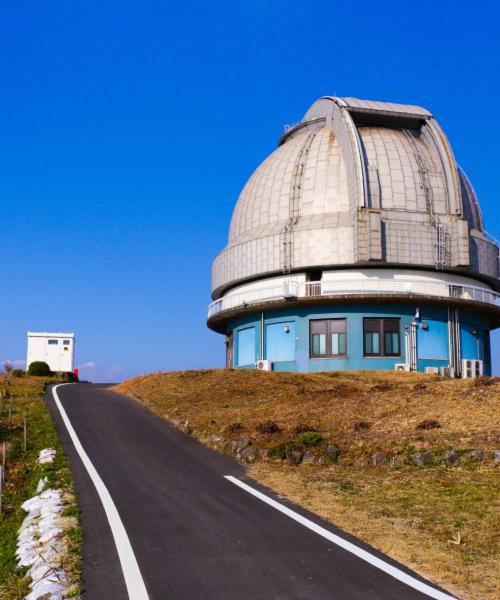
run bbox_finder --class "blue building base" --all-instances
[229,303,491,375]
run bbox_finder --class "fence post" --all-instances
[1,442,5,483]
[24,414,27,451]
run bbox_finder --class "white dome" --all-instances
[212,96,499,299]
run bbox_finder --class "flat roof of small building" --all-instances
[27,332,75,338]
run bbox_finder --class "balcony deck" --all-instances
[207,279,500,331]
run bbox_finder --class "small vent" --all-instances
[439,366,455,378]
[461,359,483,379]
[255,360,272,371]
[424,367,440,375]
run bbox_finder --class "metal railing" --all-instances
[283,121,301,133]
[207,279,500,318]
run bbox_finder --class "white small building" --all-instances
[27,332,75,373]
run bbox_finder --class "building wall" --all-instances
[27,333,75,372]
[228,304,491,374]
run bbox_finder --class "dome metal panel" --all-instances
[212,96,499,299]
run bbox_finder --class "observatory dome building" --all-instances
[208,96,500,376]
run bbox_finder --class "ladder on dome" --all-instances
[403,129,447,270]
[435,221,448,270]
[280,131,316,274]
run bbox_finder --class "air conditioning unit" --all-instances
[283,280,298,300]
[424,367,440,375]
[461,359,483,379]
[439,366,455,378]
[394,363,410,372]
[255,359,272,371]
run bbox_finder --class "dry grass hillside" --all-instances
[115,369,500,600]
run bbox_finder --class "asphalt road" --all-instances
[46,383,455,600]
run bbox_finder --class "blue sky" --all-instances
[0,0,499,380]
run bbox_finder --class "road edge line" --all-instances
[224,475,456,600]
[52,384,150,600]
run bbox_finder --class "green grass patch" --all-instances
[267,441,301,460]
[0,376,81,599]
[298,431,323,446]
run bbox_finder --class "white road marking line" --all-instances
[224,475,456,600]
[52,384,150,600]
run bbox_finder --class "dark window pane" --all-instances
[329,319,346,333]
[364,318,381,355]
[384,332,392,354]
[312,333,326,356]
[384,318,399,333]
[391,332,399,354]
[382,319,400,355]
[331,333,339,355]
[365,332,380,355]
[311,320,328,357]
[330,332,347,355]
[310,320,328,334]
[364,318,380,332]
[338,333,346,355]
[365,333,372,354]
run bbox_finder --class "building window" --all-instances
[48,339,58,345]
[63,340,70,345]
[363,318,400,356]
[310,319,347,358]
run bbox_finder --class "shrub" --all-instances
[371,382,394,392]
[416,419,441,430]
[339,479,357,494]
[52,371,78,382]
[11,369,25,378]
[268,441,300,460]
[292,423,316,434]
[473,376,497,387]
[256,420,280,434]
[413,383,427,391]
[298,431,323,446]
[354,420,371,431]
[224,422,244,435]
[61,372,78,382]
[28,361,51,376]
